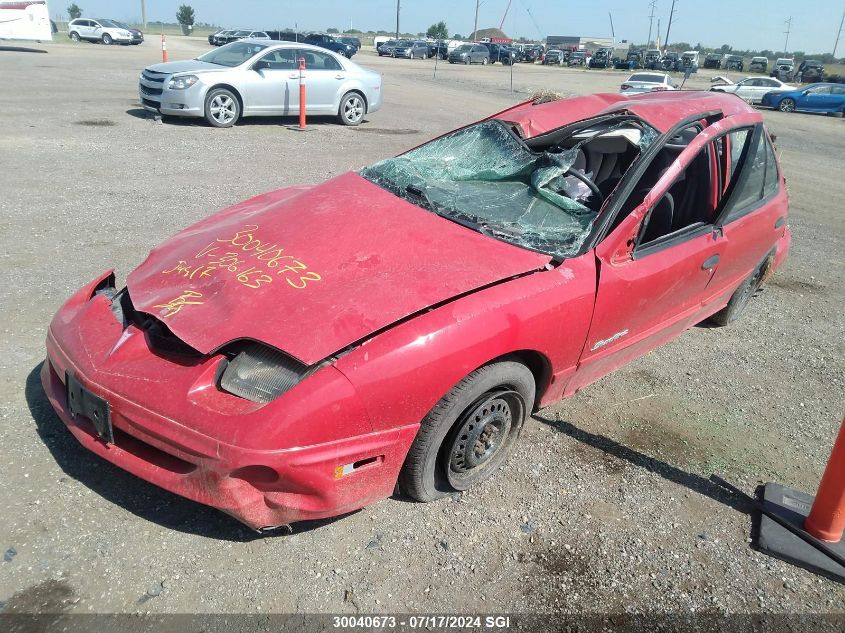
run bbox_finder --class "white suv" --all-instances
[68,18,133,45]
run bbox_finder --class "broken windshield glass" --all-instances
[360,119,653,259]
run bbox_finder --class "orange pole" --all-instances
[298,56,306,129]
[161,34,167,63]
[805,418,845,543]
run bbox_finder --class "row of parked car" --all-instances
[619,71,845,115]
[207,29,360,58]
[376,39,519,65]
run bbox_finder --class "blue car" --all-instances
[760,82,845,114]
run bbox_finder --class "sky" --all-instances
[53,0,845,53]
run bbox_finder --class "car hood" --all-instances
[126,172,551,365]
[144,60,228,74]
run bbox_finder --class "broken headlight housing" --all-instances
[219,343,309,404]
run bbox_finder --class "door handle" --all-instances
[334,74,346,79]
[701,254,720,270]
[288,74,298,79]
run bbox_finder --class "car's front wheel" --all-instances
[204,88,240,127]
[338,91,365,126]
[778,98,796,112]
[102,33,112,45]
[398,360,534,501]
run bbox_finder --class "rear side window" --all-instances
[762,137,779,198]
[721,128,778,221]
[299,49,342,71]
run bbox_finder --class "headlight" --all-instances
[219,343,309,404]
[168,75,199,90]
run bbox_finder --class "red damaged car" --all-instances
[43,91,790,531]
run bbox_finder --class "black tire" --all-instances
[69,31,80,42]
[481,57,488,65]
[204,87,240,128]
[710,257,770,326]
[102,33,112,45]
[778,98,796,113]
[337,91,365,126]
[398,360,535,502]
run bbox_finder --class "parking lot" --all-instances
[1,36,844,618]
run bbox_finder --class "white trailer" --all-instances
[0,0,52,42]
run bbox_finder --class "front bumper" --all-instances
[42,338,417,530]
[138,79,204,116]
[41,279,418,530]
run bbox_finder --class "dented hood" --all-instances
[127,173,550,364]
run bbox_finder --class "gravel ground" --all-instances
[1,37,843,623]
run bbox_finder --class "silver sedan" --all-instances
[619,72,678,96]
[139,40,383,127]
[710,76,795,104]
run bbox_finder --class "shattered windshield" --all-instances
[360,119,657,259]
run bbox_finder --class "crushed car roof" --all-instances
[494,91,759,137]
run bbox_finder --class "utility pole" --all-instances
[834,9,844,57]
[140,0,146,28]
[395,0,400,39]
[657,18,661,49]
[473,0,480,41]
[608,12,615,39]
[647,0,657,47]
[783,16,792,54]
[664,0,676,49]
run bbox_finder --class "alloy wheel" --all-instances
[210,94,237,125]
[342,95,364,124]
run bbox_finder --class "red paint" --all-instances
[298,56,306,129]
[42,92,792,529]
[805,419,845,542]
[161,34,167,63]
[126,173,550,364]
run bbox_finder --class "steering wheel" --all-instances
[564,167,604,207]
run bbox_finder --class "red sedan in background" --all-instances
[42,91,790,531]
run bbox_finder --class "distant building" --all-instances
[546,35,620,53]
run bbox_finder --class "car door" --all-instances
[831,85,845,111]
[242,48,300,115]
[733,78,757,101]
[566,117,758,394]
[753,78,782,103]
[88,19,102,40]
[297,49,344,112]
[799,85,832,110]
[77,19,93,39]
[707,125,786,304]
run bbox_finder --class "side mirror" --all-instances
[253,60,270,71]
